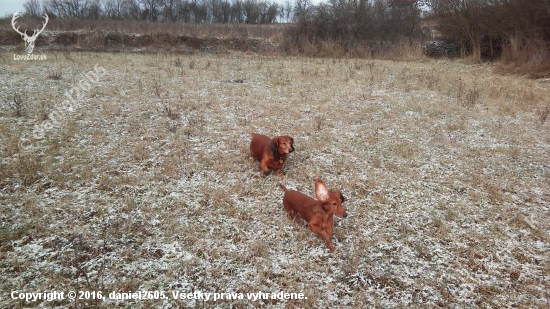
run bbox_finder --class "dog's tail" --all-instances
[279,184,288,192]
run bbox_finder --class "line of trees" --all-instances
[19,0,550,63]
[23,0,294,23]
[290,0,424,44]
[285,0,549,60]
[427,0,550,60]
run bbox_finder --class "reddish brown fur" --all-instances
[250,133,294,176]
[279,179,347,252]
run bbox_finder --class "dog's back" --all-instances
[250,133,271,162]
[280,184,320,223]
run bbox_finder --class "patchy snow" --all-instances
[1,52,549,308]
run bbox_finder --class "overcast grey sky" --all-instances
[1,0,25,17]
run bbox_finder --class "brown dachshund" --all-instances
[250,133,294,176]
[279,179,347,252]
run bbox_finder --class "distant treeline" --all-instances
[286,0,549,62]
[22,0,293,24]
[13,0,550,69]
[288,0,424,47]
[428,0,550,60]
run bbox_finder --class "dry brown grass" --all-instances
[1,52,549,308]
[497,38,550,78]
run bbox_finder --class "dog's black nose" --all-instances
[343,213,348,218]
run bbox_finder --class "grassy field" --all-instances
[1,51,549,308]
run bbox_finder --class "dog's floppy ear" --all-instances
[332,189,345,202]
[271,137,280,153]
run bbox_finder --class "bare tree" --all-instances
[175,0,192,21]
[190,0,208,22]
[45,0,91,18]
[284,0,292,22]
[87,0,102,19]
[220,0,231,22]
[261,2,278,24]
[209,0,221,22]
[104,0,138,19]
[162,0,177,21]
[104,0,121,18]
[277,4,285,22]
[242,0,259,23]
[126,0,142,19]
[140,0,163,21]
[231,0,244,22]
[24,0,43,17]
[293,0,311,22]
[429,0,487,60]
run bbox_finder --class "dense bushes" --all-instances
[283,0,424,57]
[429,0,549,60]
[428,0,550,75]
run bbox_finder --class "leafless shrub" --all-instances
[162,101,180,121]
[36,100,51,121]
[452,79,479,107]
[498,38,550,78]
[153,80,162,97]
[539,105,549,124]
[16,152,43,186]
[133,142,150,161]
[314,115,322,131]
[63,51,74,62]
[8,93,25,117]
[137,79,143,95]
[48,70,63,80]
[425,69,439,90]
[464,88,480,108]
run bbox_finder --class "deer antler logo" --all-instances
[11,12,49,54]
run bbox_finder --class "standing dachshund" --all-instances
[250,133,294,176]
[280,179,347,252]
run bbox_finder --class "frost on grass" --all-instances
[1,53,549,308]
